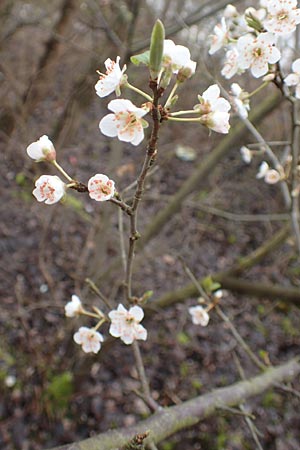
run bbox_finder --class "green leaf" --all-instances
[149,19,165,79]
[130,50,150,66]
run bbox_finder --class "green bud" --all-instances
[149,19,165,80]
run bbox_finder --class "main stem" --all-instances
[290,97,300,254]
[125,80,162,302]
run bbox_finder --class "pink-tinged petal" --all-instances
[109,322,122,338]
[134,324,147,341]
[99,114,118,137]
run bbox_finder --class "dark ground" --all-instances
[1,1,300,449]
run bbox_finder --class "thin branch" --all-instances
[132,341,160,412]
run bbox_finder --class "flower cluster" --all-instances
[209,2,300,79]
[64,295,147,353]
[26,135,116,206]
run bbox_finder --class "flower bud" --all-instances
[26,135,56,162]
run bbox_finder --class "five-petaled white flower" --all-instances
[163,39,196,73]
[88,174,115,201]
[237,32,281,78]
[26,135,56,162]
[32,175,66,205]
[264,0,300,35]
[284,58,300,98]
[108,304,147,345]
[209,18,229,55]
[95,56,126,98]
[231,83,250,118]
[65,295,83,317]
[99,99,148,146]
[189,305,210,326]
[196,84,231,134]
[73,327,104,354]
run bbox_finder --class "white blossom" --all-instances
[88,174,115,201]
[26,135,56,162]
[231,83,250,118]
[108,304,147,345]
[256,161,270,179]
[237,32,281,78]
[95,56,126,98]
[196,85,231,134]
[73,327,104,354]
[209,18,229,55]
[32,175,65,205]
[189,305,210,326]
[256,161,281,184]
[284,58,300,98]
[263,0,300,35]
[65,295,83,317]
[264,169,281,184]
[240,146,252,164]
[163,39,196,73]
[99,99,148,146]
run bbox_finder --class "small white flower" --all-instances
[231,83,250,118]
[73,327,104,354]
[221,47,241,79]
[163,39,196,73]
[189,305,210,326]
[5,375,17,388]
[198,84,231,114]
[88,174,115,201]
[263,0,300,35]
[108,304,147,345]
[264,169,281,184]
[32,175,65,205]
[99,99,148,146]
[240,146,252,164]
[256,161,281,184]
[284,58,300,99]
[95,56,126,98]
[209,18,229,55]
[26,135,56,162]
[196,85,231,134]
[256,161,270,179]
[65,295,83,317]
[237,32,281,78]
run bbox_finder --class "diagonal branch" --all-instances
[49,358,300,450]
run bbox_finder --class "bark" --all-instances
[49,358,300,450]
